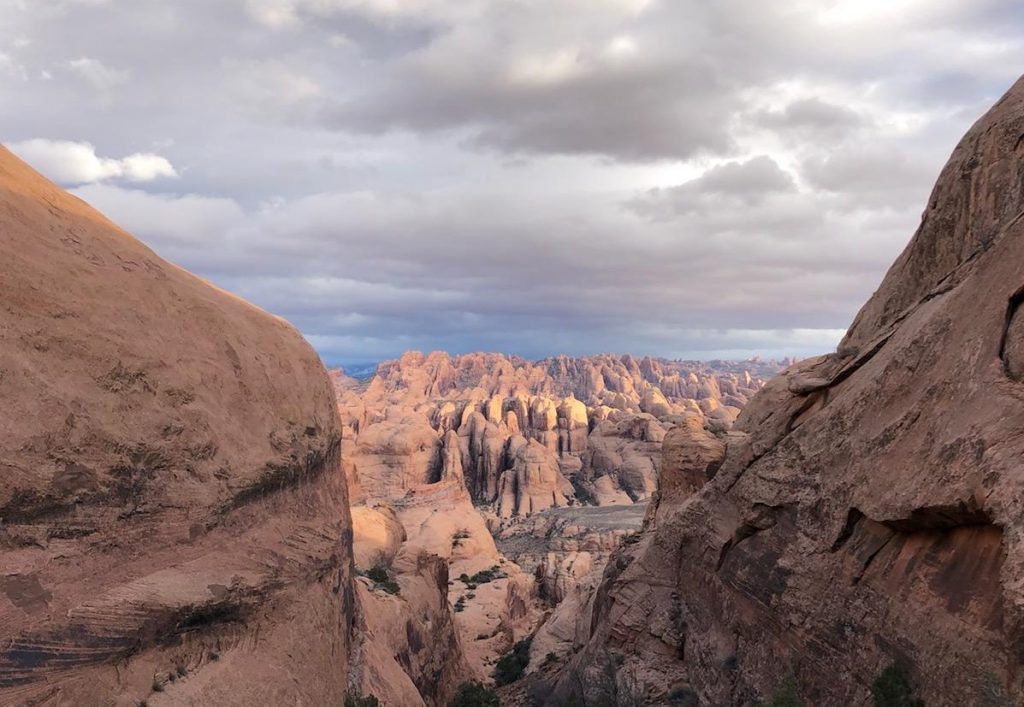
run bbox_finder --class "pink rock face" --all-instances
[335,352,778,511]
[558,75,1024,706]
[497,439,572,518]
[0,148,354,704]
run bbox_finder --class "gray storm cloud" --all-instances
[1,0,1022,366]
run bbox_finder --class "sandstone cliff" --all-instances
[549,76,1024,706]
[0,146,354,705]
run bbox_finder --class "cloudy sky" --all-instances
[2,0,1022,367]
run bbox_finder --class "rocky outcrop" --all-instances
[349,552,467,707]
[581,413,667,504]
[555,75,1024,706]
[650,414,726,524]
[348,415,443,502]
[336,352,779,513]
[497,438,573,518]
[346,456,543,698]
[0,147,353,704]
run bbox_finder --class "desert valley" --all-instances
[337,351,784,704]
[3,9,1024,705]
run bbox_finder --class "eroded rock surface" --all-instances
[336,351,779,511]
[550,75,1024,706]
[335,351,777,704]
[0,147,354,704]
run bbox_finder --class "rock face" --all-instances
[0,147,354,704]
[349,543,466,707]
[335,350,776,703]
[336,351,780,511]
[346,473,540,701]
[555,76,1024,705]
[497,438,573,518]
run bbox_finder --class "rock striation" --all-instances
[551,75,1024,706]
[0,147,354,705]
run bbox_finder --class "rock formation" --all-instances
[496,438,573,518]
[334,350,777,703]
[335,351,779,513]
[0,147,354,704]
[549,75,1024,706]
[346,473,541,700]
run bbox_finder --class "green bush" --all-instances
[345,691,380,707]
[366,565,388,583]
[451,528,471,548]
[768,673,803,707]
[448,681,499,707]
[494,636,532,686]
[459,566,505,587]
[871,663,925,707]
[366,564,400,595]
[621,532,641,545]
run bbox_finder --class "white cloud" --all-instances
[224,59,322,118]
[64,57,128,91]
[243,0,483,28]
[70,184,244,245]
[6,139,177,185]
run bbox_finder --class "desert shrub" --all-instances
[667,684,700,707]
[872,663,925,707]
[451,528,471,548]
[366,565,388,583]
[768,673,803,707]
[494,636,533,686]
[345,691,380,707]
[366,564,400,595]
[448,681,499,707]
[460,565,505,588]
[621,531,641,545]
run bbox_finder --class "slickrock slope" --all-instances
[552,76,1024,706]
[0,147,354,705]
